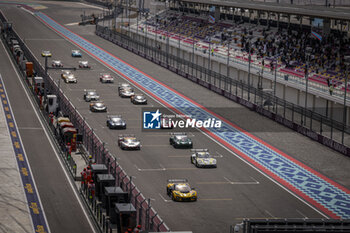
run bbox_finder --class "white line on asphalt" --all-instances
[77,2,106,10]
[134,163,196,171]
[265,210,276,218]
[1,41,97,233]
[134,164,166,172]
[18,127,43,130]
[223,176,260,185]
[215,151,224,158]
[65,22,80,26]
[20,6,34,15]
[158,193,172,203]
[24,38,65,41]
[296,209,309,219]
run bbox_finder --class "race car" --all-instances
[106,115,126,129]
[160,117,173,129]
[61,71,77,83]
[89,101,107,112]
[78,61,90,69]
[119,87,134,98]
[169,133,193,148]
[166,179,197,202]
[118,134,141,150]
[83,89,99,102]
[52,60,63,67]
[41,50,52,57]
[118,83,131,90]
[131,94,147,105]
[99,73,114,83]
[71,50,82,57]
[191,149,217,168]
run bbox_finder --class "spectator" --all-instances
[329,84,334,95]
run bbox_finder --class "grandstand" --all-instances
[132,5,350,96]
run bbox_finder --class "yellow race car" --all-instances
[166,179,197,202]
[41,50,52,57]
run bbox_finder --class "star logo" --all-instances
[143,109,162,129]
[150,109,162,122]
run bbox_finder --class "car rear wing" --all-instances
[84,89,96,92]
[118,83,131,87]
[191,149,208,152]
[108,115,122,118]
[79,61,89,64]
[167,178,188,183]
[100,73,112,76]
[170,132,187,135]
[118,134,135,138]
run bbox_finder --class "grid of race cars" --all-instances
[44,49,220,202]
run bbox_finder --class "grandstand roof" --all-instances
[179,0,350,21]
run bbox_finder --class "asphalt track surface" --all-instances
[1,2,350,232]
[0,7,95,233]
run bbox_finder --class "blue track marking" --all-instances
[35,11,350,219]
[0,76,49,233]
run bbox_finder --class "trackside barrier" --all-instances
[0,9,169,232]
[95,25,350,156]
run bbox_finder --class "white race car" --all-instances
[191,149,217,168]
[99,73,114,83]
[52,60,63,67]
[118,134,141,150]
[79,61,90,68]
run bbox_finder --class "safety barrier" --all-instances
[95,24,350,156]
[0,10,168,232]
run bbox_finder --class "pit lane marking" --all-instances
[134,164,196,172]
[296,209,308,219]
[224,176,259,185]
[24,38,65,41]
[158,193,172,203]
[265,210,276,218]
[196,176,259,185]
[18,127,43,130]
[168,152,223,158]
[214,151,224,158]
[199,198,232,201]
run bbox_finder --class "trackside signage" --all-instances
[142,108,222,130]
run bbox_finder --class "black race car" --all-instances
[169,133,193,148]
[106,115,126,129]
